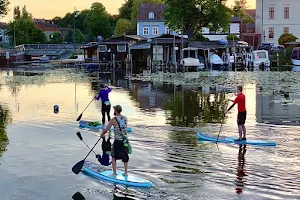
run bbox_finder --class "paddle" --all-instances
[76,98,94,121]
[72,192,85,200]
[72,136,102,175]
[76,132,97,155]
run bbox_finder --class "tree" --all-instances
[7,17,46,45]
[21,5,30,19]
[87,2,112,39]
[64,29,85,43]
[227,34,239,41]
[131,0,163,27]
[190,33,209,41]
[0,0,9,18]
[49,32,64,44]
[114,18,132,36]
[232,0,254,24]
[119,0,134,20]
[13,6,21,20]
[164,0,232,39]
[278,33,297,45]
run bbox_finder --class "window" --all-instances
[148,12,154,19]
[165,27,170,34]
[284,7,289,19]
[283,27,289,34]
[99,45,107,52]
[117,44,126,52]
[143,27,149,35]
[269,7,275,19]
[269,27,274,39]
[152,27,159,35]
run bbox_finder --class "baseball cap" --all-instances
[113,105,122,112]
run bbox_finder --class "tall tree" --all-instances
[131,0,163,27]
[87,2,112,39]
[21,5,30,19]
[64,29,85,43]
[164,0,231,39]
[13,6,21,20]
[0,0,9,18]
[232,0,254,24]
[114,18,132,36]
[7,14,47,45]
[119,0,134,20]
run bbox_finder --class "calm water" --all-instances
[0,68,300,200]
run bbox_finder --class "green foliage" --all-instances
[69,53,78,59]
[0,0,9,18]
[13,6,21,20]
[190,33,209,41]
[86,2,112,39]
[64,29,85,43]
[49,32,63,44]
[164,0,231,38]
[7,17,47,45]
[278,33,297,46]
[232,0,254,24]
[131,0,163,27]
[0,104,12,158]
[119,0,134,20]
[164,89,226,127]
[226,34,239,41]
[114,18,132,36]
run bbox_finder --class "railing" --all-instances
[24,44,82,50]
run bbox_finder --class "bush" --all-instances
[69,53,78,59]
[278,33,297,45]
[226,34,239,41]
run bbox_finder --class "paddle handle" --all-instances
[81,98,94,114]
[83,136,102,161]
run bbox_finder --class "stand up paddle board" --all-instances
[82,161,152,188]
[79,120,133,132]
[197,132,276,146]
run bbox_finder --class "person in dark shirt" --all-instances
[95,84,112,125]
[227,86,247,141]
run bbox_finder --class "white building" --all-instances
[201,17,241,41]
[256,0,300,45]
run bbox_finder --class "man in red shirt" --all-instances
[227,86,247,141]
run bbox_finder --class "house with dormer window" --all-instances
[137,4,177,38]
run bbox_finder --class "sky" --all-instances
[1,0,256,22]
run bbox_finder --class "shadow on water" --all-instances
[0,104,12,158]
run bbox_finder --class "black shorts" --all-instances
[111,140,129,163]
[237,111,247,125]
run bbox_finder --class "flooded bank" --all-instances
[0,68,299,200]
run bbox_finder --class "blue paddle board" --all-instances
[79,120,133,132]
[82,161,152,188]
[197,132,276,146]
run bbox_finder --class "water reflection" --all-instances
[235,144,247,195]
[164,86,227,127]
[0,104,12,158]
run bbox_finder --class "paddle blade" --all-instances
[76,132,83,141]
[72,160,84,175]
[72,192,85,200]
[76,113,83,122]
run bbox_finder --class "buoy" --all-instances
[54,105,59,114]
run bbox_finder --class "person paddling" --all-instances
[227,86,247,141]
[100,105,129,177]
[95,84,112,125]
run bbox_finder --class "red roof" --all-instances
[137,4,165,21]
